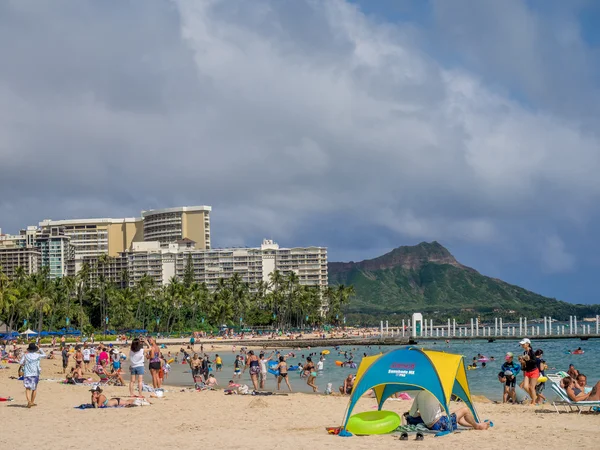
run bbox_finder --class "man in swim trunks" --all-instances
[82,344,91,373]
[190,354,202,383]
[339,374,354,395]
[61,345,70,374]
[259,352,273,389]
[408,391,490,432]
[233,355,242,379]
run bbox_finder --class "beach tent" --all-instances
[341,347,479,431]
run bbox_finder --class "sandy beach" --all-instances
[1,351,598,450]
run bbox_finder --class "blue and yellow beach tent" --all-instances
[341,347,479,430]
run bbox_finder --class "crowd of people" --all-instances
[3,332,598,425]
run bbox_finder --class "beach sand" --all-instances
[1,353,597,450]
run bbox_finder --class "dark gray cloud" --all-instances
[1,0,600,300]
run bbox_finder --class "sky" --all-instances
[1,0,600,304]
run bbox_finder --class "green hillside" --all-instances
[329,242,600,324]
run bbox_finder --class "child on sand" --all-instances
[233,355,242,379]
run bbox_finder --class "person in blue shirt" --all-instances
[497,352,521,403]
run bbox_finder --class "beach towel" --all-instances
[392,424,470,437]
[75,403,95,409]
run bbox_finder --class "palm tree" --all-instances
[0,266,18,330]
[96,253,110,335]
[189,282,209,329]
[133,274,155,329]
[269,270,285,328]
[229,273,249,327]
[76,262,91,332]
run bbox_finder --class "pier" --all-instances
[376,314,600,340]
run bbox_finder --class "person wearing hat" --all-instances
[89,386,142,408]
[518,338,539,405]
[497,352,520,403]
[19,343,46,408]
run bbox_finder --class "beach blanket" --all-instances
[75,403,96,409]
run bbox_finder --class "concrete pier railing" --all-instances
[378,315,600,340]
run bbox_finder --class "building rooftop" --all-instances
[141,206,212,216]
[39,217,141,226]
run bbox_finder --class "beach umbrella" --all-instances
[20,328,38,339]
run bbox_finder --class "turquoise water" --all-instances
[162,338,599,400]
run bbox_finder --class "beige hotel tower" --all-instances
[36,206,211,273]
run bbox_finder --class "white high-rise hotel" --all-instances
[0,206,327,294]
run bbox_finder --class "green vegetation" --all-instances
[329,242,600,325]
[0,260,354,333]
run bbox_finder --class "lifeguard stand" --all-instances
[412,313,423,337]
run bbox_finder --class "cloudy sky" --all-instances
[1,0,600,304]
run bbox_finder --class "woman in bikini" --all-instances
[304,356,318,392]
[276,356,292,392]
[147,338,161,389]
[90,387,141,408]
[74,346,84,369]
[245,350,261,390]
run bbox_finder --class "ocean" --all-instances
[163,338,598,401]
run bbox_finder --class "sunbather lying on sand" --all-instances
[90,387,150,407]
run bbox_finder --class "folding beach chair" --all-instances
[93,364,116,386]
[547,374,600,414]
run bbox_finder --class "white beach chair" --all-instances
[547,374,600,414]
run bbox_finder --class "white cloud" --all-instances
[540,235,576,274]
[0,0,598,275]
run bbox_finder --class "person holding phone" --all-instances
[129,337,147,397]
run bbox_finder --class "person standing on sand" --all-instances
[518,338,539,405]
[74,345,83,369]
[304,356,318,392]
[19,343,46,408]
[147,338,162,389]
[129,338,145,397]
[82,344,91,373]
[61,345,70,374]
[498,352,520,403]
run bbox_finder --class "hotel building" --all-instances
[142,206,211,249]
[85,239,328,293]
[37,217,143,272]
[0,226,71,279]
[0,240,41,278]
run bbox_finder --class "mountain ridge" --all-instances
[328,241,600,324]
